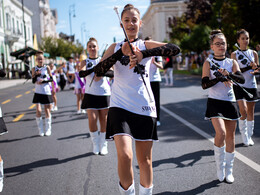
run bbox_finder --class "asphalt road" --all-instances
[0,75,259,195]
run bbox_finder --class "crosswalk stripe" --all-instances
[161,105,260,173]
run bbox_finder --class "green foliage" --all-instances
[39,37,84,60]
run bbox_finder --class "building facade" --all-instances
[17,0,58,45]
[0,0,33,72]
[140,0,187,42]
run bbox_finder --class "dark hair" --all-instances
[35,51,44,56]
[121,4,140,18]
[236,29,249,40]
[209,29,225,44]
[144,36,152,41]
[87,37,98,46]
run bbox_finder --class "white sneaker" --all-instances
[81,109,86,114]
[77,110,81,114]
[0,159,3,192]
[157,121,161,126]
[53,106,58,111]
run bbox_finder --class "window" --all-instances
[0,9,2,27]
[6,13,11,30]
[27,27,30,40]
[20,23,23,36]
[17,21,19,34]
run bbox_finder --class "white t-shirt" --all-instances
[110,39,156,117]
[235,49,257,89]
[150,56,162,82]
[208,58,236,102]
[84,57,111,96]
[34,65,51,95]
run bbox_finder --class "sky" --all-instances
[49,0,150,55]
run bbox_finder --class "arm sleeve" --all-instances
[240,66,252,73]
[103,70,114,78]
[141,43,180,59]
[228,71,245,84]
[94,48,123,75]
[79,68,94,77]
[201,76,219,89]
[32,74,39,84]
[41,77,53,83]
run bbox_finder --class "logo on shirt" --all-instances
[142,106,156,112]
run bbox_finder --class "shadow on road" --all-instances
[4,152,93,177]
[154,180,220,195]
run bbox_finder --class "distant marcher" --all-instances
[231,29,259,146]
[32,52,54,136]
[164,56,174,86]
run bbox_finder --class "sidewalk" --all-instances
[0,79,28,90]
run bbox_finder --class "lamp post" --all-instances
[69,4,76,36]
[81,22,86,47]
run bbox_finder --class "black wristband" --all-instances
[79,68,94,77]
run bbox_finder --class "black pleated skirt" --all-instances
[32,93,53,105]
[81,93,110,110]
[106,107,158,141]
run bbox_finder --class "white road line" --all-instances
[161,105,260,173]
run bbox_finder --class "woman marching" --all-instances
[49,60,58,111]
[231,29,259,146]
[202,30,245,183]
[86,4,180,194]
[79,37,112,155]
[32,51,54,136]
[75,56,86,114]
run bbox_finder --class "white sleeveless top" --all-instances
[51,66,57,85]
[150,56,162,82]
[84,57,111,96]
[34,65,52,95]
[208,58,236,102]
[235,49,257,89]
[111,39,156,117]
[67,62,76,74]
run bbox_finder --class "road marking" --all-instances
[29,104,36,109]
[161,105,260,173]
[2,99,11,104]
[15,94,22,98]
[12,113,25,122]
[25,91,31,94]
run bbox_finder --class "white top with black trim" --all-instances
[35,65,51,95]
[84,57,111,96]
[150,56,162,82]
[111,39,156,117]
[208,58,236,102]
[67,62,76,74]
[235,49,256,89]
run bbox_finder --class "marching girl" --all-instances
[67,57,76,89]
[87,4,180,194]
[32,51,54,136]
[79,37,112,156]
[231,29,259,146]
[145,36,164,126]
[202,30,245,183]
[49,61,58,111]
[75,57,86,114]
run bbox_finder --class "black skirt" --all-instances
[81,93,110,110]
[205,98,240,120]
[32,93,53,105]
[106,107,158,141]
[233,85,259,102]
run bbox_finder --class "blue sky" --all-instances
[49,0,150,54]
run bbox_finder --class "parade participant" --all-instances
[58,63,67,91]
[75,58,86,114]
[66,57,76,89]
[79,37,112,155]
[87,4,180,194]
[32,51,54,136]
[231,29,259,146]
[145,36,163,126]
[163,56,174,86]
[202,29,245,183]
[49,61,58,111]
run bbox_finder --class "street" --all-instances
[0,75,259,195]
